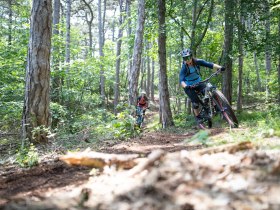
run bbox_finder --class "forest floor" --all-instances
[1,111,280,210]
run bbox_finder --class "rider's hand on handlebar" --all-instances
[220,66,225,72]
[184,85,194,90]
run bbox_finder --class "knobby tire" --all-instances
[212,90,239,128]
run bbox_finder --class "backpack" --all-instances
[185,58,201,76]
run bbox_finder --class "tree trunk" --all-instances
[126,0,132,97]
[111,6,117,42]
[151,59,155,102]
[158,0,174,128]
[222,0,235,104]
[237,0,244,111]
[140,57,146,91]
[98,0,106,106]
[278,14,280,103]
[52,0,61,103]
[8,0,12,45]
[114,0,124,114]
[190,0,198,50]
[146,43,151,98]
[253,52,262,91]
[82,0,94,57]
[128,0,145,106]
[65,0,71,72]
[22,0,52,143]
[264,3,271,100]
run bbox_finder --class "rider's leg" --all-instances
[185,88,201,122]
[193,107,200,116]
[185,88,199,114]
[192,83,206,117]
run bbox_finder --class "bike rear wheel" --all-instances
[212,90,239,128]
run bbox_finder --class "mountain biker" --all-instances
[136,90,149,116]
[179,48,225,125]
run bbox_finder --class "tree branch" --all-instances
[82,0,94,23]
[194,0,214,49]
[195,0,210,23]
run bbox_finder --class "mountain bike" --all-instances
[187,69,239,129]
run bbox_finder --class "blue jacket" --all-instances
[179,59,214,86]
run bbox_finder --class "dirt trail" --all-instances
[1,116,280,209]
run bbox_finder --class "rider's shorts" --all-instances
[184,83,206,106]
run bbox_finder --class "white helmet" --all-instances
[141,90,146,95]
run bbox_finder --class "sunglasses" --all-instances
[183,56,192,61]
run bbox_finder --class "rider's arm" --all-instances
[179,63,188,88]
[196,59,222,72]
[213,63,223,71]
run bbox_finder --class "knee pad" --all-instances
[192,102,199,109]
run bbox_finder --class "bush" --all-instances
[50,102,68,129]
[0,101,22,131]
[16,143,39,168]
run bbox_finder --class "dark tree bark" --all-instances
[158,0,174,128]
[82,0,94,56]
[126,0,132,92]
[52,0,61,103]
[98,0,106,105]
[253,52,262,91]
[264,1,271,100]
[8,0,12,45]
[65,0,71,70]
[146,42,151,98]
[151,59,155,102]
[128,0,145,106]
[222,0,235,104]
[114,0,124,114]
[237,0,244,111]
[22,0,52,143]
[278,14,280,103]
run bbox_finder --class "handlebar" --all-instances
[185,69,222,89]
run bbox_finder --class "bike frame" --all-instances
[194,70,221,118]
[197,82,216,118]
[192,69,238,128]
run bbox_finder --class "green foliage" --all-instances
[185,130,210,145]
[50,102,68,129]
[110,111,139,139]
[173,112,195,128]
[31,126,52,142]
[0,101,23,131]
[94,105,140,140]
[238,103,280,137]
[16,143,39,168]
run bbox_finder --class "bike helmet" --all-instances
[181,48,192,59]
[141,90,146,95]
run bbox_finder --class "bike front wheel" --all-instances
[212,90,239,128]
[136,115,144,128]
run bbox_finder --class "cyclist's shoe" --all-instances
[195,115,204,124]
